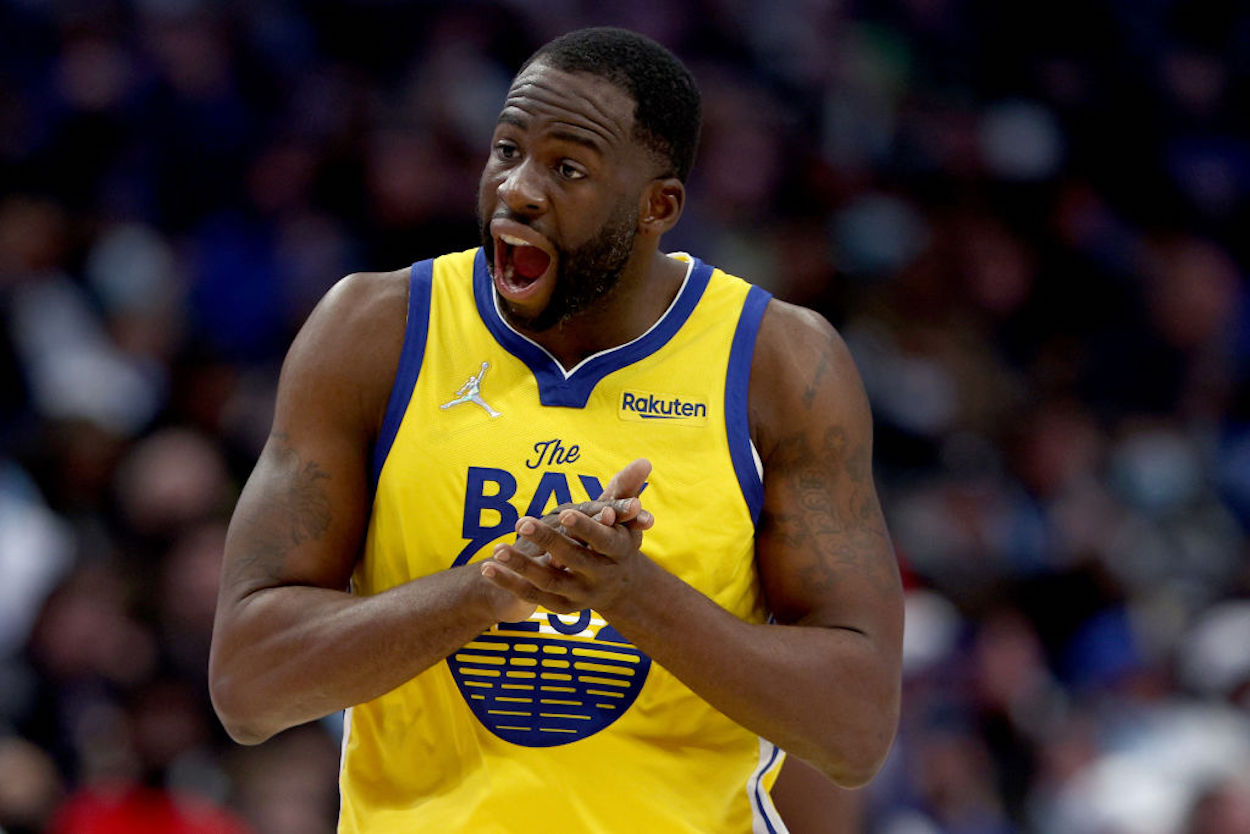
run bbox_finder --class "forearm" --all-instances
[209,564,497,744]
[605,562,899,786]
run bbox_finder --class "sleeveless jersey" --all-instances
[340,248,786,833]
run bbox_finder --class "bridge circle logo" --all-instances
[447,611,652,747]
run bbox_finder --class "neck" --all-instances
[515,250,688,371]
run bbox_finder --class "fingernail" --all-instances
[495,550,511,563]
[481,563,496,577]
[518,520,535,535]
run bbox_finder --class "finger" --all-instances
[597,458,652,501]
[491,545,599,610]
[557,497,644,525]
[587,499,652,530]
[517,507,591,562]
[510,535,546,558]
[629,515,654,531]
[494,541,555,566]
[480,557,579,612]
[557,509,634,560]
[505,518,562,567]
[523,514,577,565]
[558,501,615,527]
[485,547,559,586]
[618,503,654,530]
[597,497,650,526]
[514,517,609,574]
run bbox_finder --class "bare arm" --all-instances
[748,300,904,783]
[484,300,903,786]
[208,270,528,745]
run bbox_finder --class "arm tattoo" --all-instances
[801,329,838,409]
[762,426,897,600]
[229,433,333,586]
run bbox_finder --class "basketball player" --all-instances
[209,27,903,833]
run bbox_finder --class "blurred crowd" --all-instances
[2,1,1250,832]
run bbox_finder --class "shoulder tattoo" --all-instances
[801,328,839,409]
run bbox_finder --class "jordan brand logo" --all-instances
[441,361,501,418]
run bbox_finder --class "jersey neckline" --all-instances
[472,248,712,408]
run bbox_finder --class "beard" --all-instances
[480,201,638,333]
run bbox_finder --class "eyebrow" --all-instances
[548,128,604,155]
[496,112,527,130]
[495,111,606,156]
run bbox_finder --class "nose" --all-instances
[497,158,548,217]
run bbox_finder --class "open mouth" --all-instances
[493,233,554,295]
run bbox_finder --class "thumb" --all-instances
[597,458,652,501]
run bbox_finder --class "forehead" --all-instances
[497,61,637,152]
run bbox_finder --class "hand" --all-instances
[513,493,654,564]
[481,459,654,615]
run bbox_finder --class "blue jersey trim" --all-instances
[371,260,433,492]
[753,742,783,834]
[726,285,771,526]
[472,248,712,408]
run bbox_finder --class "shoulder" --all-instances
[753,299,850,377]
[748,298,871,463]
[313,267,412,333]
[277,266,413,438]
[288,267,411,381]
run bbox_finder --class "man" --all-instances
[209,27,902,833]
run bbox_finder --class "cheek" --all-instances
[478,164,503,201]
[566,193,625,234]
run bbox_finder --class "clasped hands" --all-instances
[481,459,654,617]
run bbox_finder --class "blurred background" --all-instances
[2,1,1250,832]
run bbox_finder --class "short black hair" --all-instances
[522,27,702,182]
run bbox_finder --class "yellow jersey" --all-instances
[340,248,786,833]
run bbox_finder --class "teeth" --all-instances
[500,234,531,247]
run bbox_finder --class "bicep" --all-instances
[756,424,898,630]
[752,303,902,639]
[221,427,367,601]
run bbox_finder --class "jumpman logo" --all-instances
[441,361,501,418]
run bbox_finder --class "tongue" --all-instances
[513,246,551,281]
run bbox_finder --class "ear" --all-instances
[637,178,685,237]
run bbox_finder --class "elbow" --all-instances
[219,717,274,747]
[222,723,272,747]
[808,703,899,789]
[811,635,903,788]
[820,749,890,790]
[209,619,290,745]
[809,736,894,789]
[209,667,280,746]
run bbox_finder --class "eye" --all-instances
[494,141,519,161]
[557,161,586,181]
